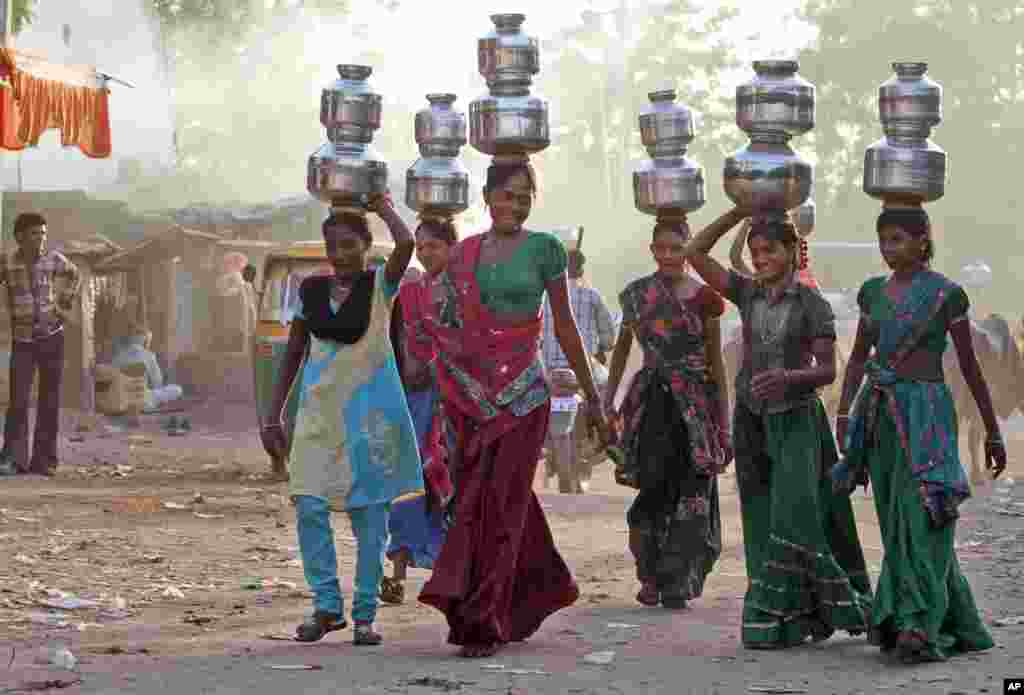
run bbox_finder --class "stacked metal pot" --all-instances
[405,93,471,220]
[631,89,705,224]
[863,62,946,206]
[469,14,550,161]
[307,64,388,211]
[723,59,816,235]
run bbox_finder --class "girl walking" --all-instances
[418,159,608,658]
[685,208,872,649]
[605,219,730,610]
[833,206,1004,663]
[261,195,422,646]
[381,219,458,604]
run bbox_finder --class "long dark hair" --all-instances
[651,218,691,243]
[416,218,459,246]
[748,212,807,271]
[483,160,539,197]
[323,212,372,246]
[877,207,933,263]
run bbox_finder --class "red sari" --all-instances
[398,278,453,507]
[419,235,579,646]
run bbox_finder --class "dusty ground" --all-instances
[0,401,1022,693]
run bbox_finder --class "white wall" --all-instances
[0,0,175,192]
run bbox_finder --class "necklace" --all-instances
[756,298,790,345]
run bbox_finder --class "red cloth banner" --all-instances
[0,48,112,158]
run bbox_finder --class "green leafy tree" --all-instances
[798,0,1024,312]
[535,0,741,299]
[11,0,37,33]
[124,0,357,210]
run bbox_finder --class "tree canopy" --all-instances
[799,0,1024,312]
[11,0,36,33]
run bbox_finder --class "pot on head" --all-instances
[406,93,470,218]
[470,14,550,157]
[633,89,705,217]
[308,64,388,209]
[724,60,815,212]
[863,62,946,205]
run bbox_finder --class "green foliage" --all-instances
[534,0,742,301]
[798,0,1024,313]
[127,0,354,210]
[11,0,37,33]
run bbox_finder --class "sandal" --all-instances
[636,582,660,607]
[294,611,346,642]
[380,577,405,605]
[353,622,383,646]
[660,595,688,611]
[810,622,835,643]
[459,643,501,658]
[896,630,928,664]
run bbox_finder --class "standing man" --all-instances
[0,213,81,476]
[540,248,616,492]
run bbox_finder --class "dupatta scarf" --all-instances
[422,234,549,458]
[833,271,970,527]
[399,277,453,508]
[617,275,730,484]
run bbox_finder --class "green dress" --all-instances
[726,271,872,648]
[835,272,994,661]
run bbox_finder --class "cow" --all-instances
[944,314,1024,486]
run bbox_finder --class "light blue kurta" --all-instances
[288,266,423,511]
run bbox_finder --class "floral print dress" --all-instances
[617,274,729,602]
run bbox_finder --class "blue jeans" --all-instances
[294,496,390,624]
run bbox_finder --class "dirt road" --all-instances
[0,403,1021,694]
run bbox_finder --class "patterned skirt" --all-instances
[733,399,872,647]
[626,375,721,601]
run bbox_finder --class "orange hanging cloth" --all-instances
[0,47,112,158]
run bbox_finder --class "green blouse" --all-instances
[474,231,568,316]
[857,276,970,356]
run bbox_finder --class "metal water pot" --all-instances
[469,14,550,157]
[863,62,946,204]
[308,64,388,208]
[736,60,814,140]
[319,64,382,142]
[307,142,388,209]
[633,89,705,217]
[960,260,993,289]
[794,196,815,238]
[723,143,812,211]
[406,94,470,217]
[724,60,814,211]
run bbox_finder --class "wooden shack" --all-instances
[92,227,278,404]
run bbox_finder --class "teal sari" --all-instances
[832,270,993,661]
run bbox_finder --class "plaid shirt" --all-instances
[0,248,81,342]
[541,280,615,370]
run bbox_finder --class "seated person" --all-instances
[111,319,183,412]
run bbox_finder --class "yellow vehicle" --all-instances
[252,240,397,476]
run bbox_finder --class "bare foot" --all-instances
[636,582,659,607]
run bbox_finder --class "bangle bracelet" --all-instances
[837,414,850,420]
[261,423,283,431]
